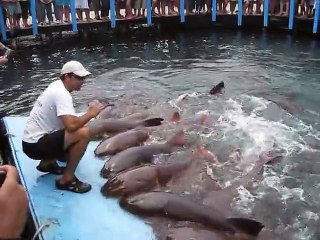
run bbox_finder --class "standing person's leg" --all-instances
[63,4,70,22]
[45,2,53,23]
[230,0,236,13]
[14,1,22,28]
[256,0,262,13]
[83,0,91,21]
[53,1,60,21]
[20,1,30,27]
[6,3,17,29]
[142,0,146,15]
[101,0,110,20]
[76,8,82,20]
[279,0,284,14]
[205,0,211,13]
[90,0,101,19]
[300,0,306,15]
[284,0,289,15]
[134,0,141,16]
[36,0,45,24]
[116,0,122,18]
[218,0,222,11]
[125,0,133,18]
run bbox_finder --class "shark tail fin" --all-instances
[227,217,264,236]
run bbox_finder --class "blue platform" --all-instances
[3,116,155,240]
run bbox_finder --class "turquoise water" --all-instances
[0,31,319,239]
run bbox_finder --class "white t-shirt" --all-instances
[23,80,76,143]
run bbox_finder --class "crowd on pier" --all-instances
[0,0,317,30]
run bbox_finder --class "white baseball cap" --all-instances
[61,60,91,77]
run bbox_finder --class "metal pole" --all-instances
[30,0,38,35]
[110,0,116,28]
[237,0,243,26]
[180,0,185,23]
[70,0,78,32]
[147,0,152,25]
[288,0,295,29]
[313,0,319,33]
[0,4,6,41]
[212,0,217,21]
[263,0,269,27]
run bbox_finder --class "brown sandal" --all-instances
[55,177,92,194]
[36,162,65,175]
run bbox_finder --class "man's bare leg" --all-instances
[37,158,57,169]
[58,127,90,184]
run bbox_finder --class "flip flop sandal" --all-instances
[57,158,67,163]
[36,162,66,175]
[55,177,92,194]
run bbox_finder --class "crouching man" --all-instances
[22,60,104,194]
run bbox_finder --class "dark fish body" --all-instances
[87,117,163,136]
[100,144,173,179]
[121,112,149,121]
[210,81,225,95]
[100,131,185,179]
[120,191,264,236]
[98,106,119,119]
[101,160,192,197]
[94,129,149,156]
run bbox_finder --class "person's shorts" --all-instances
[22,129,66,160]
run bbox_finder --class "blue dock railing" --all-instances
[237,0,243,26]
[30,0,38,35]
[288,0,295,29]
[70,0,78,32]
[212,0,217,22]
[263,0,269,27]
[147,0,152,25]
[313,0,320,33]
[110,0,116,27]
[180,0,185,23]
[0,0,319,42]
[0,3,6,41]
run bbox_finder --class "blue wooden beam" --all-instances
[288,0,295,29]
[212,0,217,22]
[313,0,319,33]
[70,0,78,32]
[180,0,185,23]
[30,0,38,35]
[146,0,152,25]
[263,0,269,27]
[110,0,116,28]
[237,0,243,26]
[0,4,7,41]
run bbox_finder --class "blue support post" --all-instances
[313,0,319,33]
[212,0,217,21]
[180,0,185,23]
[263,0,269,27]
[146,0,152,25]
[30,0,38,35]
[0,4,7,41]
[288,0,295,29]
[237,0,243,26]
[110,0,116,28]
[70,0,78,32]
